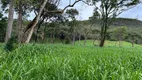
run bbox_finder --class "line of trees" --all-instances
[1,0,91,43]
[0,0,141,47]
[92,0,141,47]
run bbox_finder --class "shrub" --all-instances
[4,36,18,52]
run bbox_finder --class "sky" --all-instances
[8,0,141,21]
[58,0,142,21]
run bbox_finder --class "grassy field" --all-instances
[0,41,142,80]
[76,40,142,48]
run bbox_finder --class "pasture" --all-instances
[0,41,142,80]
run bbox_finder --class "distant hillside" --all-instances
[112,18,142,28]
[77,18,142,44]
[78,18,142,28]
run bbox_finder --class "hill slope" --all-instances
[78,18,142,28]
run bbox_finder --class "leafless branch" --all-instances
[44,0,92,14]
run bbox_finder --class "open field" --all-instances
[76,40,142,47]
[0,41,142,80]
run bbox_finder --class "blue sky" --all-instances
[1,0,142,21]
[119,4,142,20]
[58,0,142,21]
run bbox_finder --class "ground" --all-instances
[0,40,142,80]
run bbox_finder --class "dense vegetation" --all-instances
[1,17,142,44]
[0,41,142,80]
[0,13,7,42]
[31,18,142,44]
[1,0,140,46]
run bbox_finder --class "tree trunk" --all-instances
[42,25,47,43]
[5,0,15,43]
[52,34,55,44]
[99,16,108,47]
[99,21,105,47]
[119,40,121,47]
[84,37,87,45]
[132,42,134,47]
[99,25,107,47]
[115,41,117,46]
[35,18,45,42]
[93,39,95,46]
[100,37,105,47]
[22,16,38,42]
[17,1,23,42]
[119,37,122,47]
[25,0,48,43]
[78,34,81,45]
[72,34,75,45]
[132,39,134,47]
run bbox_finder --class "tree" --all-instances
[91,28,100,46]
[127,31,142,47]
[5,0,15,43]
[89,9,100,46]
[127,32,137,47]
[15,0,32,42]
[81,23,93,45]
[92,0,140,47]
[24,0,49,43]
[45,14,66,43]
[76,22,84,45]
[21,0,91,43]
[1,0,92,43]
[66,8,79,45]
[1,0,34,42]
[16,1,23,42]
[89,8,100,21]
[111,26,127,47]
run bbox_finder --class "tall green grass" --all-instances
[0,43,142,80]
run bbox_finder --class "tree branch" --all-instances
[44,0,92,14]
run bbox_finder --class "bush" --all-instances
[65,38,70,44]
[4,36,18,52]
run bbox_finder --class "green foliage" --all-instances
[4,36,18,52]
[66,8,79,20]
[0,43,142,79]
[66,8,79,28]
[0,13,7,42]
[111,26,128,41]
[126,30,142,44]
[89,9,100,22]
[65,38,71,44]
[91,0,140,47]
